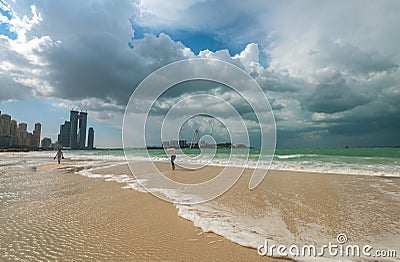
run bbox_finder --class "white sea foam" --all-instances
[275,154,316,159]
[177,203,294,248]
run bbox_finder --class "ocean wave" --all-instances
[274,154,316,159]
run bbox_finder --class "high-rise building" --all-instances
[69,110,79,149]
[0,114,12,148]
[18,123,28,147]
[0,114,11,135]
[59,110,93,150]
[31,122,41,149]
[0,111,42,149]
[18,123,27,131]
[10,120,17,136]
[58,121,71,147]
[0,136,12,148]
[41,137,52,149]
[27,133,33,147]
[87,127,94,149]
[78,112,87,149]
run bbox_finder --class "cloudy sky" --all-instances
[1,0,399,148]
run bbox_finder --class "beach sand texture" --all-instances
[0,161,287,261]
[1,158,399,261]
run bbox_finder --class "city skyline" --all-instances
[0,108,95,150]
[0,110,41,149]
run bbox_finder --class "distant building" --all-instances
[169,140,179,148]
[58,121,71,147]
[41,137,52,149]
[32,123,41,148]
[50,142,62,150]
[0,136,12,148]
[78,112,87,149]
[179,140,188,148]
[59,110,94,150]
[0,113,12,148]
[10,120,17,146]
[0,111,41,149]
[18,123,29,147]
[162,139,188,149]
[87,127,94,149]
[69,110,79,149]
[0,114,11,135]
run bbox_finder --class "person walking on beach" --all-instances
[54,149,64,164]
[169,147,176,171]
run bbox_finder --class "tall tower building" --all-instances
[78,112,87,149]
[0,114,11,135]
[10,120,17,146]
[32,122,41,148]
[0,113,12,148]
[87,127,94,149]
[10,120,17,136]
[18,123,28,146]
[69,110,79,149]
[60,110,90,149]
[58,121,71,147]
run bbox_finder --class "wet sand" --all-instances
[103,162,400,249]
[0,162,287,261]
[1,159,399,260]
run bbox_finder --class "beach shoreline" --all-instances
[1,155,399,261]
[0,159,289,261]
[85,161,400,260]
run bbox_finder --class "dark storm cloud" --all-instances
[304,73,372,113]
[311,38,399,76]
[149,81,258,122]
[43,32,191,106]
[0,75,30,101]
[257,73,300,93]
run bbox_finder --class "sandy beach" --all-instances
[0,159,288,261]
[1,156,399,261]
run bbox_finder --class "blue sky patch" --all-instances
[0,23,17,39]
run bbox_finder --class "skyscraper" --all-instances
[31,123,41,148]
[69,110,79,149]
[58,121,71,147]
[61,110,92,149]
[0,111,42,149]
[18,123,28,147]
[0,114,11,136]
[78,112,87,149]
[87,127,94,149]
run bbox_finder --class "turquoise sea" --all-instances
[67,147,400,177]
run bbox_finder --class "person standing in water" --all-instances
[54,149,64,164]
[169,147,176,171]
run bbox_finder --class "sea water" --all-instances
[63,147,400,177]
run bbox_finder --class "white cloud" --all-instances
[8,5,42,42]
[134,0,206,25]
[0,13,9,23]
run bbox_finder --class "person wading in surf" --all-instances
[169,147,176,171]
[54,149,64,164]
